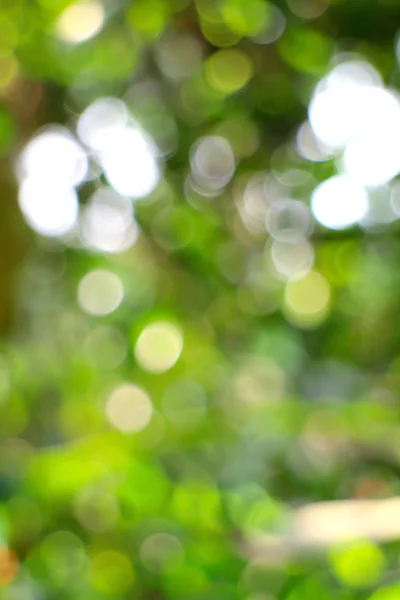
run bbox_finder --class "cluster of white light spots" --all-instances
[307,58,400,229]
[135,322,183,373]
[55,0,105,44]
[80,187,138,253]
[77,97,160,198]
[17,98,160,247]
[77,269,124,316]
[190,135,235,195]
[106,383,153,433]
[16,126,87,237]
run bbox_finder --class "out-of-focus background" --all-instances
[1,0,400,597]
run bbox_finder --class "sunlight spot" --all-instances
[78,269,124,316]
[98,127,160,198]
[77,98,128,151]
[284,270,330,327]
[135,322,183,373]
[55,0,105,44]
[205,49,253,94]
[309,61,383,149]
[17,127,88,187]
[19,180,79,237]
[106,383,153,433]
[311,175,368,230]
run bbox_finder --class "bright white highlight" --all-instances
[311,175,368,230]
[308,59,400,191]
[77,98,128,151]
[16,127,87,237]
[342,91,400,186]
[19,180,79,237]
[18,127,88,187]
[98,127,160,198]
[77,97,160,198]
[309,61,383,150]
[55,0,105,44]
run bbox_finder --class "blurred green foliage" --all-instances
[1,0,400,599]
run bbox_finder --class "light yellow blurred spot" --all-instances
[77,269,124,316]
[200,17,242,47]
[329,541,385,588]
[55,1,105,44]
[220,0,269,36]
[205,49,253,94]
[284,270,330,327]
[91,550,134,594]
[135,322,183,373]
[106,383,153,433]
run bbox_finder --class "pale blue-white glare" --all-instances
[342,90,400,186]
[266,199,313,242]
[190,136,235,192]
[271,238,314,280]
[309,61,382,149]
[17,127,88,186]
[311,175,368,230]
[98,127,160,198]
[77,98,128,150]
[80,187,138,253]
[18,180,79,237]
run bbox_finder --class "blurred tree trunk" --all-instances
[0,162,29,334]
